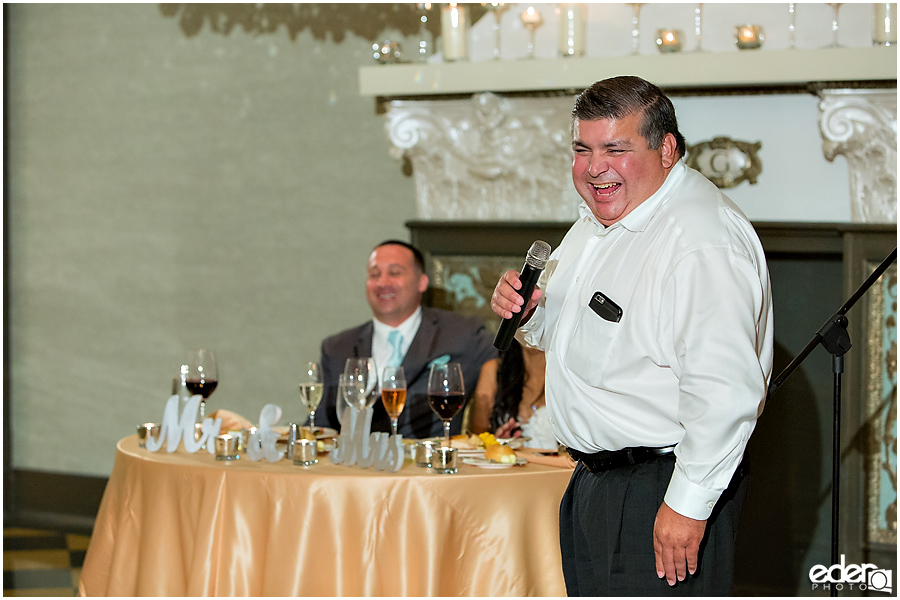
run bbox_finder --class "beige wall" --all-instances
[7,4,420,475]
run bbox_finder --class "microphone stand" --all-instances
[767,246,896,597]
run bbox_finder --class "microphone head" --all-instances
[525,240,552,269]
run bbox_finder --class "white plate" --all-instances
[462,456,527,469]
[312,427,338,439]
[455,448,486,457]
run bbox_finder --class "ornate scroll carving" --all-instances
[385,93,578,220]
[819,89,897,223]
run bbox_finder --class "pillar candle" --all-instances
[441,3,468,61]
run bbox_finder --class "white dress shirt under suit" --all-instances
[372,307,422,381]
[519,159,774,520]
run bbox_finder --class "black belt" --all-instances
[567,445,676,473]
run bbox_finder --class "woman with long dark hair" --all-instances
[468,339,557,449]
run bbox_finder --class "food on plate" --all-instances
[207,409,253,432]
[450,434,481,449]
[484,444,516,464]
[450,432,503,449]
[478,432,499,447]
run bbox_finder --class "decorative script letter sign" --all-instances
[145,395,222,454]
[329,406,404,472]
[245,404,285,463]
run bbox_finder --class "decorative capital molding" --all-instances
[819,89,897,223]
[385,93,578,220]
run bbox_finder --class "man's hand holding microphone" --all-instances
[491,241,551,351]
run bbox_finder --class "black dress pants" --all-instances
[558,454,748,596]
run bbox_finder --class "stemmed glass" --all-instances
[381,366,407,436]
[693,3,703,52]
[483,2,509,59]
[186,349,218,420]
[629,3,644,54]
[827,3,843,48]
[336,373,357,425]
[299,362,323,429]
[414,3,434,62]
[427,362,465,447]
[520,6,543,58]
[788,3,797,49]
[343,357,378,409]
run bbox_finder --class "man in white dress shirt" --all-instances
[491,76,773,595]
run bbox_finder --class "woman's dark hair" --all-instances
[571,75,686,158]
[489,339,527,430]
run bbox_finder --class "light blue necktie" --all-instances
[387,330,404,367]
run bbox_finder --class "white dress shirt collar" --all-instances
[372,306,422,374]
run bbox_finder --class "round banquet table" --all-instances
[78,435,573,597]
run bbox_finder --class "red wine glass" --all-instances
[427,362,465,447]
[186,349,218,420]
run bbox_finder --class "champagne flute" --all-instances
[381,366,407,436]
[186,349,218,420]
[299,361,323,430]
[427,362,465,447]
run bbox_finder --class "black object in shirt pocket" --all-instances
[588,291,623,322]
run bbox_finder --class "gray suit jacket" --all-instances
[315,306,498,438]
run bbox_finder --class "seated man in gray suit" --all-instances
[315,240,498,439]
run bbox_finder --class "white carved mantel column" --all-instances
[386,92,578,221]
[819,89,898,223]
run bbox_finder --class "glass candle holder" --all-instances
[415,441,436,467]
[441,2,468,61]
[558,3,586,57]
[136,423,159,449]
[292,438,318,466]
[431,446,458,474]
[655,29,683,53]
[734,25,765,50]
[215,434,240,461]
[874,3,897,45]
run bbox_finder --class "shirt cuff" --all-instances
[516,307,545,349]
[664,467,721,521]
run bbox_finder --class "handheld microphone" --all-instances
[493,240,552,351]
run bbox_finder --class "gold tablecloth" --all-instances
[79,436,572,596]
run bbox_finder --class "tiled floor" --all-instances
[3,527,90,597]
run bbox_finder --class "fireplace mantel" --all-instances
[360,47,897,99]
[361,46,897,224]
